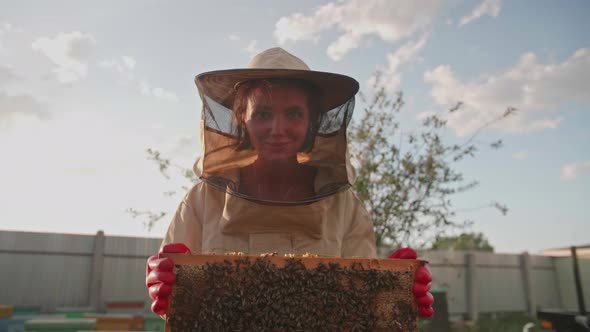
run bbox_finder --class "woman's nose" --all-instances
[269,116,287,136]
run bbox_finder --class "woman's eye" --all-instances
[253,111,271,120]
[287,110,303,119]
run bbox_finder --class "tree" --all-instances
[349,72,514,248]
[430,232,494,252]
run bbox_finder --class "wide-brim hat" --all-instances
[194,47,359,112]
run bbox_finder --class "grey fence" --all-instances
[414,250,583,320]
[0,230,160,312]
[0,230,587,320]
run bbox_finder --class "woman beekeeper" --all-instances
[146,47,434,318]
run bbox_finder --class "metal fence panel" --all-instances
[422,251,468,315]
[0,230,94,254]
[0,252,92,310]
[554,256,590,312]
[103,235,161,257]
[470,252,526,312]
[101,256,152,309]
[530,255,562,310]
[476,266,527,312]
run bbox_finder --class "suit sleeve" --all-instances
[341,191,377,258]
[161,184,203,253]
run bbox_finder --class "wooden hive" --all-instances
[83,313,142,331]
[0,305,14,319]
[163,254,424,332]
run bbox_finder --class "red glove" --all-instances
[389,247,434,318]
[146,243,191,315]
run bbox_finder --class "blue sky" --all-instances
[0,0,588,253]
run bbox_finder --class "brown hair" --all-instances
[232,79,322,152]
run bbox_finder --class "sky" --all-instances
[0,0,588,254]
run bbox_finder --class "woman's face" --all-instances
[244,85,310,162]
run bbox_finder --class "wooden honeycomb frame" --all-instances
[163,254,423,331]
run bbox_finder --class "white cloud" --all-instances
[99,55,136,80]
[101,56,177,102]
[367,34,429,92]
[274,0,442,61]
[327,32,363,61]
[228,34,240,41]
[0,23,21,53]
[0,23,13,49]
[424,48,590,136]
[0,65,19,85]
[0,23,13,36]
[139,80,179,102]
[152,87,179,102]
[0,91,49,127]
[512,151,528,160]
[31,31,96,83]
[244,40,260,57]
[139,80,150,95]
[0,23,13,35]
[459,0,502,27]
[561,160,590,180]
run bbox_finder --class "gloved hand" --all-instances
[389,247,434,318]
[146,243,191,315]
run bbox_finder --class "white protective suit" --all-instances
[162,170,377,258]
[161,47,377,258]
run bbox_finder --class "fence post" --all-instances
[520,252,536,316]
[88,230,105,311]
[466,252,478,321]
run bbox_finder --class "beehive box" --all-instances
[0,305,13,319]
[0,316,27,332]
[7,315,68,332]
[55,307,95,319]
[105,300,145,313]
[83,313,141,331]
[163,254,423,332]
[12,307,41,316]
[24,318,96,332]
[143,314,165,332]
